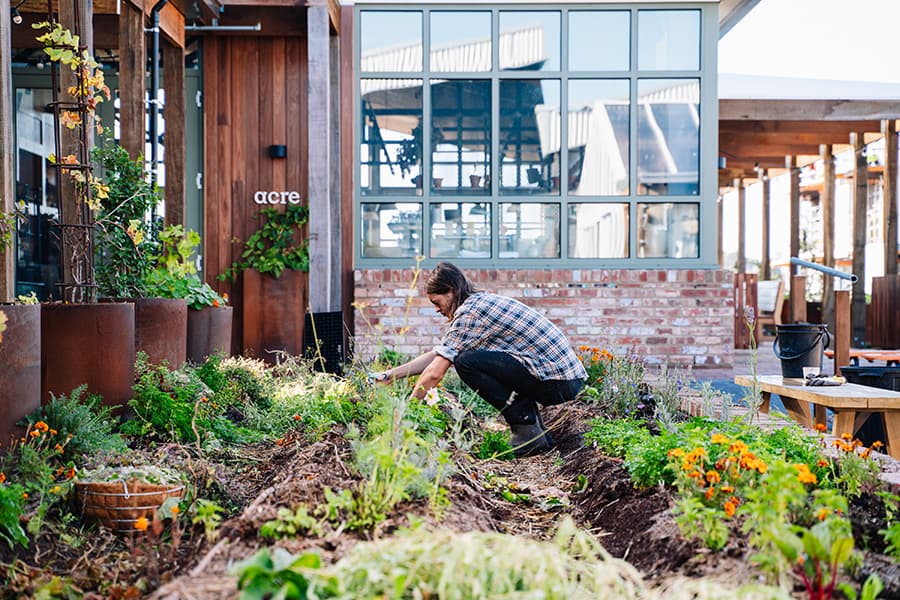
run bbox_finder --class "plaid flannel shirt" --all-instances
[434,292,587,381]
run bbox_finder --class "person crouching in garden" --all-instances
[369,262,586,457]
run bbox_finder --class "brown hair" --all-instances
[425,262,478,318]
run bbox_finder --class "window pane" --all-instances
[637,79,699,196]
[431,79,491,194]
[637,203,699,258]
[638,10,700,71]
[499,11,560,71]
[430,202,491,258]
[569,11,629,71]
[500,203,559,258]
[360,79,423,195]
[361,203,422,258]
[500,79,560,195]
[430,12,492,72]
[567,204,629,258]
[360,11,423,72]
[568,79,629,196]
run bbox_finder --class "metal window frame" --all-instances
[354,3,719,269]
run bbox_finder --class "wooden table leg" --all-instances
[832,411,857,439]
[883,413,900,460]
[814,405,827,429]
[778,395,813,428]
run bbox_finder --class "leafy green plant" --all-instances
[142,225,227,309]
[192,499,226,543]
[231,547,334,600]
[650,364,693,433]
[769,515,856,600]
[476,429,514,460]
[221,204,309,280]
[0,479,28,548]
[579,352,646,418]
[29,385,127,462]
[92,140,159,299]
[584,418,649,458]
[260,505,323,539]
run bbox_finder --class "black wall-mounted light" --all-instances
[11,7,23,24]
[268,145,287,159]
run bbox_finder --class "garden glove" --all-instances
[367,371,389,385]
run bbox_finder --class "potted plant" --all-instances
[144,225,231,364]
[0,285,41,447]
[220,204,309,363]
[33,21,137,410]
[91,140,189,368]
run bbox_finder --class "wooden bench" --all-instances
[734,374,900,459]
[824,348,900,367]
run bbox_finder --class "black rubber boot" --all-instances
[505,399,554,457]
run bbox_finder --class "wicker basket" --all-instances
[75,479,185,532]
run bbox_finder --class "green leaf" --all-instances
[829,536,854,566]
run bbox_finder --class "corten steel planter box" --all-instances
[134,298,187,368]
[0,304,41,448]
[41,302,135,410]
[242,268,308,364]
[186,305,233,364]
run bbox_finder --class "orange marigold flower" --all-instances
[720,485,734,494]
[817,508,830,521]
[29,430,40,438]
[813,423,827,432]
[212,299,220,308]
[723,501,736,517]
[756,462,768,474]
[35,421,49,432]
[711,433,729,445]
[275,438,284,446]
[65,467,76,479]
[706,471,721,484]
[54,444,63,452]
[293,414,302,421]
[705,487,716,500]
[715,457,728,471]
[841,432,852,441]
[729,441,749,454]
[796,464,817,485]
[872,441,884,449]
[579,345,589,352]
[816,459,829,468]
[0,472,5,484]
[797,555,805,566]
[171,506,180,515]
[22,492,28,499]
[860,448,872,459]
[667,448,685,458]
[222,293,229,302]
[728,496,741,506]
[134,517,149,531]
[49,429,58,436]
[831,439,844,448]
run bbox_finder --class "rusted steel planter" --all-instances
[242,268,308,364]
[0,304,41,447]
[134,298,187,368]
[186,305,233,364]
[41,302,135,410]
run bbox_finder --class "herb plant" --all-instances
[221,204,309,280]
[143,225,227,309]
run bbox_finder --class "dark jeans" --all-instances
[454,350,584,425]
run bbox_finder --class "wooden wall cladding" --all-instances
[203,36,308,354]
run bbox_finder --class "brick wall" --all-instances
[353,268,735,369]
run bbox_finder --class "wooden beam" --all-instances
[163,41,186,227]
[16,0,117,13]
[721,100,900,121]
[720,120,882,135]
[761,170,771,281]
[1,0,14,301]
[884,120,899,276]
[722,156,805,170]
[736,178,746,273]
[850,132,868,346]
[821,144,836,332]
[118,1,146,162]
[721,140,853,158]
[13,13,118,48]
[720,131,865,148]
[834,290,850,376]
[788,155,801,293]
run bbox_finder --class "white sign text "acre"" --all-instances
[254,191,302,205]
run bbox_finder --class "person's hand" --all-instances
[366,371,389,385]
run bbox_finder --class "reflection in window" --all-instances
[637,79,699,196]
[567,204,629,258]
[360,12,423,72]
[500,203,559,258]
[431,79,491,194]
[360,79,423,196]
[430,203,491,258]
[500,79,560,195]
[499,11,560,71]
[568,80,629,196]
[431,12,492,72]
[638,10,700,71]
[569,11,629,71]
[361,203,422,258]
[637,203,698,258]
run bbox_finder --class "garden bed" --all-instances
[1,352,899,599]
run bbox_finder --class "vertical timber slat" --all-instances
[118,2,146,161]
[884,120,899,276]
[1,0,15,301]
[735,178,746,273]
[761,170,771,281]
[821,144,835,332]
[788,155,802,322]
[162,41,185,227]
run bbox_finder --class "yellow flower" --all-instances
[50,485,61,494]
[841,432,852,441]
[729,441,748,454]
[705,470,721,484]
[796,464,817,485]
[710,433,729,445]
[872,441,884,449]
[816,508,830,521]
[134,517,149,531]
[667,448,685,458]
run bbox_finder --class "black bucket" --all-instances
[773,323,830,379]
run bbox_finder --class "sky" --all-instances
[718,0,900,83]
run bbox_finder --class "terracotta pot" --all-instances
[134,298,187,368]
[41,302,135,410]
[0,304,41,448]
[186,305,233,364]
[242,269,308,364]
